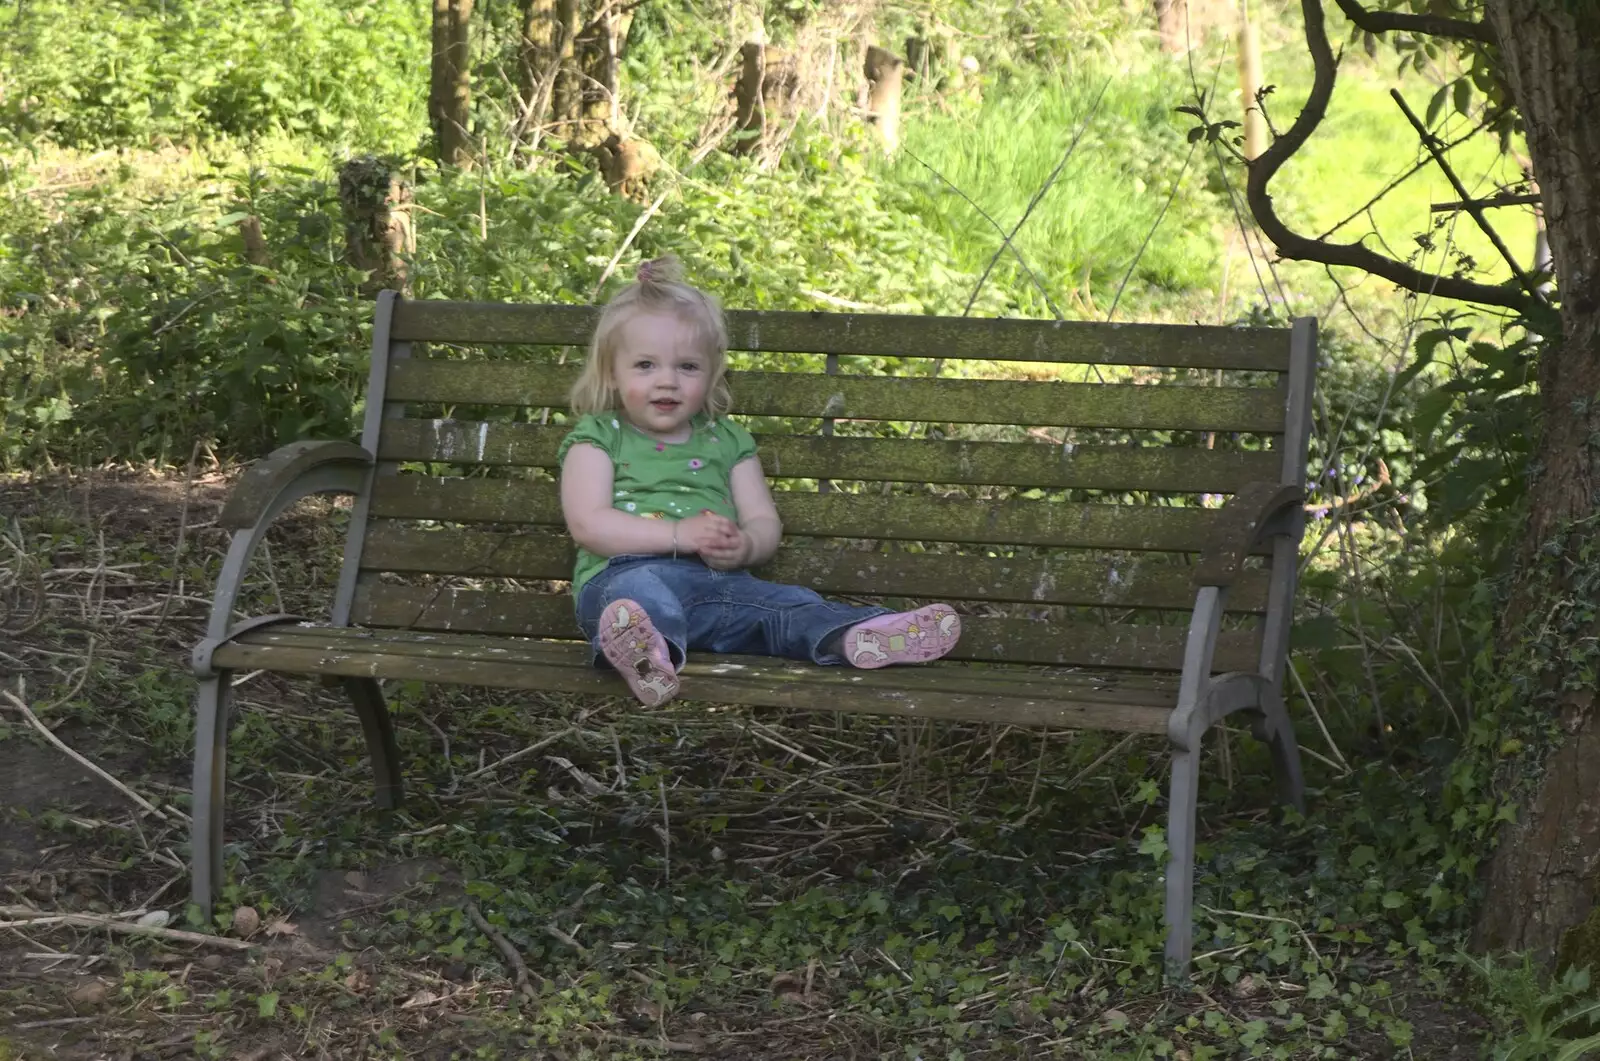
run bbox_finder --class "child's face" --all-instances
[613,309,713,440]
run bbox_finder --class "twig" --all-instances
[155,441,201,631]
[0,905,252,950]
[590,1030,704,1054]
[658,777,672,886]
[465,901,538,1001]
[610,724,628,789]
[875,947,915,983]
[746,721,831,767]
[591,188,672,299]
[544,923,589,954]
[462,726,573,779]
[1288,658,1351,773]
[1,686,175,823]
[1390,89,1545,305]
[901,147,1062,319]
[1106,139,1198,322]
[1431,191,1540,212]
[1198,903,1322,965]
[958,77,1110,319]
[1243,0,1534,314]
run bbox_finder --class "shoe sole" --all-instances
[597,598,680,707]
[845,604,961,669]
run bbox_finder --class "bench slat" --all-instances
[360,520,1273,612]
[368,477,1262,553]
[378,419,1282,493]
[385,362,1287,434]
[348,581,1262,671]
[388,301,1290,372]
[243,625,1187,704]
[215,635,1177,733]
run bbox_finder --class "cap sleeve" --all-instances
[557,413,621,465]
[715,419,759,465]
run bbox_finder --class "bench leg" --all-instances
[1255,690,1306,813]
[1163,743,1202,984]
[190,670,234,923]
[343,677,403,810]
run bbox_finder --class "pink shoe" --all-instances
[843,604,961,669]
[598,599,679,706]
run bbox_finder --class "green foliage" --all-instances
[1471,956,1600,1061]
[1,0,427,151]
[0,165,374,464]
[888,66,1229,318]
[0,128,1006,465]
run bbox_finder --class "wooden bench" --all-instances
[189,291,1317,979]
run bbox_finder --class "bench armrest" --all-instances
[1192,481,1304,588]
[219,440,374,530]
[196,441,375,667]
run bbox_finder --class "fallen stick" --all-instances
[0,906,253,951]
[462,727,574,780]
[0,687,177,823]
[465,902,538,1001]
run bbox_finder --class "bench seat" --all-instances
[217,621,1184,733]
[188,292,1320,981]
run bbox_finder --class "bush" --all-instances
[1,0,427,151]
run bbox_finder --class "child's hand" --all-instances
[700,526,751,571]
[676,512,741,558]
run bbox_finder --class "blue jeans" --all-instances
[575,555,893,667]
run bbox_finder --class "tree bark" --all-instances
[337,157,414,297]
[732,41,800,157]
[1236,0,1266,160]
[550,0,583,135]
[572,5,630,147]
[430,0,474,166]
[864,45,905,154]
[515,0,558,148]
[1471,0,1600,965]
[1156,0,1196,53]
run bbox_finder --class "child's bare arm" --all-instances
[560,444,676,556]
[729,457,782,566]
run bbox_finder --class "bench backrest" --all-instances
[331,293,1317,677]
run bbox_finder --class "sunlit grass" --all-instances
[878,3,1536,338]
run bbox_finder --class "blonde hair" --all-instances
[569,255,733,419]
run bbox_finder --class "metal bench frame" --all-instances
[189,291,1317,980]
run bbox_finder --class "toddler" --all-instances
[558,256,961,707]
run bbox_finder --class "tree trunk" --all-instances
[732,41,800,158]
[338,157,414,297]
[864,45,905,154]
[550,0,583,135]
[572,5,629,147]
[1156,0,1196,53]
[515,0,558,148]
[1236,0,1266,160]
[1471,0,1600,966]
[430,0,474,166]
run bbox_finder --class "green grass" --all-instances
[876,4,1538,340]
[881,59,1228,323]
[1258,15,1537,296]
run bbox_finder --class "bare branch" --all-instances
[1432,192,1541,212]
[1390,87,1547,305]
[1245,0,1537,315]
[1331,0,1495,45]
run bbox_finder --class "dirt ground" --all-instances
[0,468,1495,1060]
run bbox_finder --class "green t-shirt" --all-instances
[557,413,760,593]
